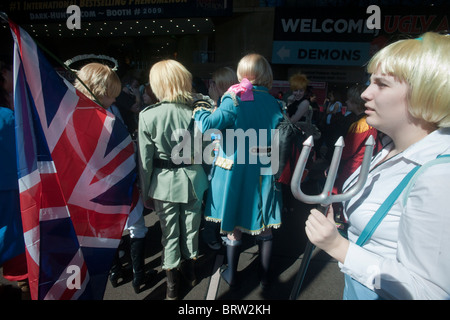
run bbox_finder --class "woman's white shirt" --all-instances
[340,128,450,299]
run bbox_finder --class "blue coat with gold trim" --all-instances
[194,86,283,234]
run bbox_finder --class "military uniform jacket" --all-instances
[138,101,208,204]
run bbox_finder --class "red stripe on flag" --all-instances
[24,249,40,301]
[72,105,107,162]
[91,143,135,184]
[69,205,128,240]
[50,129,86,197]
[40,173,67,208]
[19,182,41,233]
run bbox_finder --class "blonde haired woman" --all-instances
[305,32,450,299]
[194,53,283,289]
[138,60,208,300]
[208,67,238,106]
[73,62,121,109]
[72,61,152,293]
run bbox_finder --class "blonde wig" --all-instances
[212,67,238,95]
[367,32,450,128]
[74,62,121,104]
[237,53,273,89]
[149,59,192,105]
[289,73,309,91]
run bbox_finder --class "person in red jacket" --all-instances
[334,84,382,194]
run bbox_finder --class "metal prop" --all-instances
[289,135,375,300]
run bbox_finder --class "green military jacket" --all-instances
[138,101,208,204]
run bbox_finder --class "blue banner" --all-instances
[272,41,371,66]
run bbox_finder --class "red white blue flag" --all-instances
[10,20,137,300]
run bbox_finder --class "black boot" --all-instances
[221,243,241,287]
[130,238,146,294]
[109,249,123,288]
[257,236,273,289]
[180,258,197,287]
[166,268,179,300]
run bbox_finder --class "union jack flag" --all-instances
[10,20,137,299]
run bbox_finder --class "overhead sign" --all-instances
[273,6,380,43]
[4,0,233,23]
[272,41,371,66]
[272,6,449,66]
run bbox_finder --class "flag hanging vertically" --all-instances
[10,20,137,300]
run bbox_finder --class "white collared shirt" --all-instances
[340,128,450,299]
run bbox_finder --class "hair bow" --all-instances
[227,78,254,101]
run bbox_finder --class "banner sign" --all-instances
[272,5,448,66]
[5,0,233,23]
[272,40,371,66]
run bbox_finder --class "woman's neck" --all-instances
[386,120,436,160]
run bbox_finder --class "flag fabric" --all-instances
[10,20,137,300]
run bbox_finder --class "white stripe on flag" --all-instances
[39,206,70,221]
[77,236,121,249]
[18,169,40,193]
[43,249,89,300]
[23,225,40,266]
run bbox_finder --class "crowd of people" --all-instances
[1,31,449,300]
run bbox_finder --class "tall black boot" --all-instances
[130,237,146,294]
[180,258,197,287]
[220,243,241,287]
[166,268,179,300]
[257,236,273,289]
[109,249,123,288]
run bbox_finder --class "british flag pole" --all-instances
[3,13,138,300]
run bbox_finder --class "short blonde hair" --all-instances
[149,59,192,104]
[367,32,450,128]
[237,53,273,89]
[289,73,309,91]
[74,62,121,104]
[212,67,238,95]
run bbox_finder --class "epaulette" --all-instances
[192,100,213,118]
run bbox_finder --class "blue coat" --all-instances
[194,86,283,234]
[0,106,24,265]
[0,107,18,191]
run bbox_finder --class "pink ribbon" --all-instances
[227,78,254,101]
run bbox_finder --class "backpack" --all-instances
[273,101,311,183]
